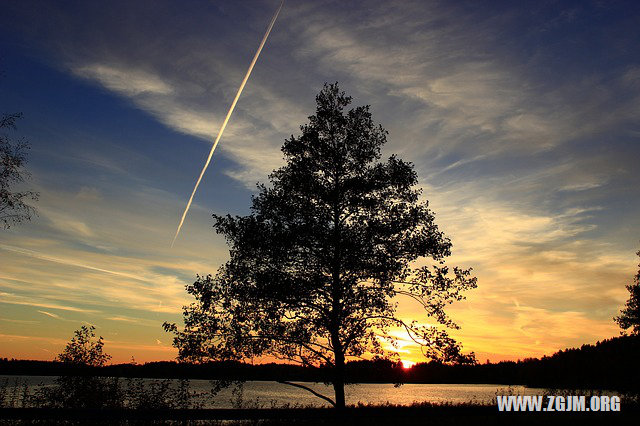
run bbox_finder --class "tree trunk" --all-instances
[332,349,346,409]
[330,187,345,409]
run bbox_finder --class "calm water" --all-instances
[1,375,544,408]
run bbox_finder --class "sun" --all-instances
[400,359,416,369]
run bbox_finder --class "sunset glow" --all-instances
[1,1,639,366]
[401,360,416,369]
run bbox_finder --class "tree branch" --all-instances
[278,381,336,406]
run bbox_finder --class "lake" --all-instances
[1,375,545,408]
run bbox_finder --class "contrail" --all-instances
[171,0,284,247]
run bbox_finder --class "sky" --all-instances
[1,0,639,365]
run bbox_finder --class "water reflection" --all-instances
[2,376,544,408]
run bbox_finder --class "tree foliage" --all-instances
[0,112,38,229]
[29,326,210,409]
[614,250,640,335]
[165,83,477,408]
[56,325,111,367]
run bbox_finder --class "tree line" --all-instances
[3,334,639,392]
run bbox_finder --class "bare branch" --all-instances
[278,381,336,407]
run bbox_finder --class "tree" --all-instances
[164,83,477,409]
[30,326,119,409]
[614,250,640,335]
[0,111,38,229]
[56,325,111,367]
[31,325,208,409]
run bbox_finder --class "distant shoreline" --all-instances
[1,335,639,391]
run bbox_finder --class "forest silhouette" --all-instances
[3,335,639,393]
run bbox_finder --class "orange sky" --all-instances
[1,0,639,366]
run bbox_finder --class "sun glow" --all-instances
[400,359,416,369]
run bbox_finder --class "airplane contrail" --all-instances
[171,0,284,247]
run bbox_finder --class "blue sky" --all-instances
[1,0,639,363]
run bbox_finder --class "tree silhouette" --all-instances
[614,250,640,335]
[32,326,207,409]
[0,111,38,229]
[165,83,477,408]
[56,325,111,367]
[31,326,119,409]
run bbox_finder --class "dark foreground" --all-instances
[2,405,640,425]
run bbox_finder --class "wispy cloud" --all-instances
[0,291,100,314]
[37,310,61,319]
[0,333,67,345]
[0,317,40,324]
[0,0,638,362]
[74,64,174,96]
[0,244,156,284]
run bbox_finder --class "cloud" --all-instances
[385,172,636,358]
[1,0,638,363]
[0,244,155,284]
[46,214,95,239]
[37,310,61,319]
[74,64,174,96]
[0,317,40,324]
[68,61,289,187]
[0,333,67,345]
[75,187,103,202]
[0,291,99,314]
[107,316,138,323]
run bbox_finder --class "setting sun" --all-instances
[0,0,639,421]
[401,360,416,369]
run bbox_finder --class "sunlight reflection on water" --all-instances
[3,376,545,408]
[206,381,544,408]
